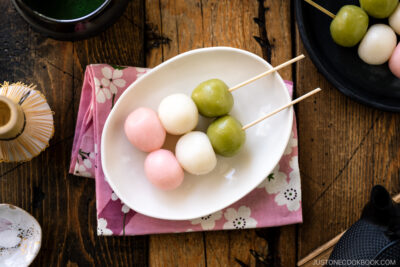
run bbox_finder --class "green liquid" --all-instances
[23,0,106,20]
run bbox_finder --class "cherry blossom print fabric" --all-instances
[70,64,303,235]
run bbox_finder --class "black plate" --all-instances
[295,0,400,112]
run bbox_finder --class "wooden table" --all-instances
[1,0,399,266]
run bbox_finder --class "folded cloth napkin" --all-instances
[69,64,303,236]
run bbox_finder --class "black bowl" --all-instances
[12,0,129,41]
[295,0,400,112]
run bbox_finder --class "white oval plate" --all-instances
[0,204,42,267]
[102,47,293,220]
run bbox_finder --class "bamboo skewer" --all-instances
[297,231,345,266]
[304,0,336,19]
[228,55,305,92]
[242,88,322,130]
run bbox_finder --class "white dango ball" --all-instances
[358,24,397,65]
[158,93,198,135]
[389,4,400,34]
[175,131,217,175]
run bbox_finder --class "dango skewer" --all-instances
[124,56,317,190]
[192,55,305,117]
[304,0,398,67]
[206,88,322,158]
[175,88,322,177]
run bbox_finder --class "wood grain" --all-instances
[1,1,148,266]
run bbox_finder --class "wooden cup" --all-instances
[0,95,25,140]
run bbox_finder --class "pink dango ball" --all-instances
[144,149,184,190]
[124,107,166,152]
[389,43,400,79]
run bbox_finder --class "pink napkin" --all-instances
[70,64,303,236]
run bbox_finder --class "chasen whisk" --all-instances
[0,82,54,162]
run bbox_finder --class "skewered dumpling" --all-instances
[358,24,397,65]
[124,107,166,152]
[175,131,217,175]
[144,149,184,191]
[389,43,400,78]
[191,79,233,117]
[359,0,398,19]
[330,5,369,47]
[158,93,198,135]
[207,115,246,157]
[389,4,400,34]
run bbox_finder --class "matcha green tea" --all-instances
[23,0,106,20]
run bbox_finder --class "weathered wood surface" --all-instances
[1,1,148,266]
[1,0,399,266]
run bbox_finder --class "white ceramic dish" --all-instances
[102,47,293,220]
[0,204,42,267]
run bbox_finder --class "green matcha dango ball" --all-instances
[330,5,369,47]
[360,0,398,18]
[191,79,233,117]
[207,115,246,157]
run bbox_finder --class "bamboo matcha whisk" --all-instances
[0,82,54,162]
